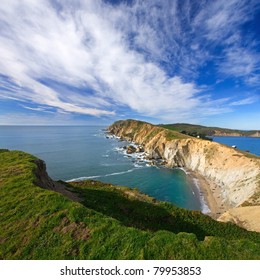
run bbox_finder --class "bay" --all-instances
[0,126,202,211]
[213,136,260,156]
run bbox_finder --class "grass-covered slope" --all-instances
[160,123,259,137]
[110,119,188,142]
[0,149,260,259]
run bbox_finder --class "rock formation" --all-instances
[218,206,260,232]
[126,145,137,154]
[109,120,260,210]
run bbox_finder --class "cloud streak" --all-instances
[0,0,259,123]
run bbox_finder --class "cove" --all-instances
[0,125,202,211]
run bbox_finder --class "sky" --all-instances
[0,0,259,129]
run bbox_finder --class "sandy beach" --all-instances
[189,171,231,219]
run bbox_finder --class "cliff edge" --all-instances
[108,120,260,220]
[2,149,260,258]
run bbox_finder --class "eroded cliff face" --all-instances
[33,158,81,202]
[109,120,260,208]
[218,206,260,232]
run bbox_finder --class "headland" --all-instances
[108,119,260,228]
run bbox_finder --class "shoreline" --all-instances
[108,132,230,219]
[190,171,230,219]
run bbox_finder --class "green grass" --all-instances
[110,120,187,141]
[163,129,188,141]
[144,127,164,141]
[160,123,259,137]
[0,149,260,259]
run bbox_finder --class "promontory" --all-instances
[108,119,260,231]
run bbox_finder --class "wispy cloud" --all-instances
[0,111,88,125]
[230,96,258,106]
[0,0,259,123]
[218,47,260,82]
[192,0,260,83]
[20,105,53,112]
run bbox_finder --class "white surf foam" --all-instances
[193,178,211,214]
[66,169,134,182]
[176,167,191,174]
[134,163,144,168]
[104,169,134,176]
[67,175,101,182]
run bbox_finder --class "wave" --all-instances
[134,163,144,168]
[67,175,101,182]
[66,169,134,182]
[105,169,134,176]
[176,167,191,175]
[192,178,211,214]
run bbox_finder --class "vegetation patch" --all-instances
[0,149,260,260]
[144,128,163,141]
[163,130,187,141]
[160,123,259,138]
[54,217,90,241]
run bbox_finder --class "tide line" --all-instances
[193,178,211,214]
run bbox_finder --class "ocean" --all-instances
[0,125,204,211]
[213,136,260,156]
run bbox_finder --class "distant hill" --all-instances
[1,148,260,259]
[159,123,260,138]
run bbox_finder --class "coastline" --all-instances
[190,171,230,219]
[108,132,230,219]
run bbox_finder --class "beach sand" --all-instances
[189,171,231,219]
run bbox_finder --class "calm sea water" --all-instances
[0,126,203,211]
[213,136,260,156]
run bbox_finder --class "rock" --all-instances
[145,156,153,161]
[109,119,260,208]
[218,206,260,232]
[148,160,156,166]
[136,146,144,153]
[126,145,136,154]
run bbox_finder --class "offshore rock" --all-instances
[126,145,136,154]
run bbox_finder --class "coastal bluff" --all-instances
[108,120,260,218]
[2,149,260,259]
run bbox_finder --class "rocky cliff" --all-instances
[109,120,260,209]
[218,206,260,232]
[1,149,260,257]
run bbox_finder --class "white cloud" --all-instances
[218,47,260,81]
[20,105,52,112]
[194,0,256,42]
[0,0,259,123]
[192,0,260,83]
[230,96,258,106]
[0,111,93,125]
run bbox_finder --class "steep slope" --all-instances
[218,206,260,232]
[109,120,260,208]
[1,149,260,259]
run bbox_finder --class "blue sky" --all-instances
[0,0,259,129]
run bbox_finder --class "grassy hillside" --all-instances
[110,119,188,141]
[0,149,260,259]
[160,123,259,137]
